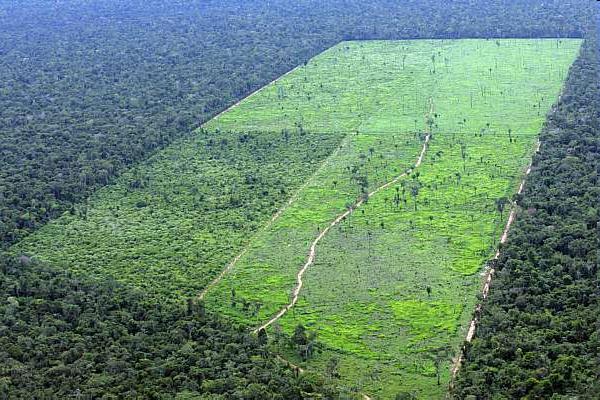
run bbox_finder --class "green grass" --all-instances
[201,39,582,398]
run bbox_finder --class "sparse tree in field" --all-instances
[495,196,509,219]
[410,184,419,211]
[394,187,401,208]
[426,286,432,297]
[325,356,340,378]
[427,346,451,386]
[292,324,308,346]
[460,141,468,171]
[230,288,236,307]
[295,329,318,361]
[455,172,462,185]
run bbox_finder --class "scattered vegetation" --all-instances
[201,39,581,398]
[13,130,342,298]
[453,36,600,399]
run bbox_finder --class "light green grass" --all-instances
[202,39,581,398]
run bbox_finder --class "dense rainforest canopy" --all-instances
[0,255,338,399]
[0,0,598,398]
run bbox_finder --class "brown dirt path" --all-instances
[252,132,431,333]
[252,98,435,334]
[450,140,541,379]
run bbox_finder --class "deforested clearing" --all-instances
[15,38,582,398]
[201,39,582,398]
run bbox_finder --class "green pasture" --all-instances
[202,39,581,398]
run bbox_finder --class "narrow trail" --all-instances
[198,136,350,301]
[450,86,564,382]
[450,140,541,380]
[252,99,434,334]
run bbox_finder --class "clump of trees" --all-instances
[0,255,339,399]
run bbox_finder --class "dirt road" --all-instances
[253,99,435,333]
[450,140,541,379]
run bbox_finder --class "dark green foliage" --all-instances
[453,36,600,399]
[0,255,338,399]
[292,324,309,346]
[0,0,595,246]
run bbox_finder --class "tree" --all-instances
[495,197,509,219]
[257,328,268,346]
[460,141,467,170]
[292,324,308,346]
[428,346,451,386]
[410,183,420,211]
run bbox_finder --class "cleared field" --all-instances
[12,38,581,399]
[202,39,581,398]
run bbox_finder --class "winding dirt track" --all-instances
[252,100,434,334]
[203,92,433,398]
[450,140,541,379]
